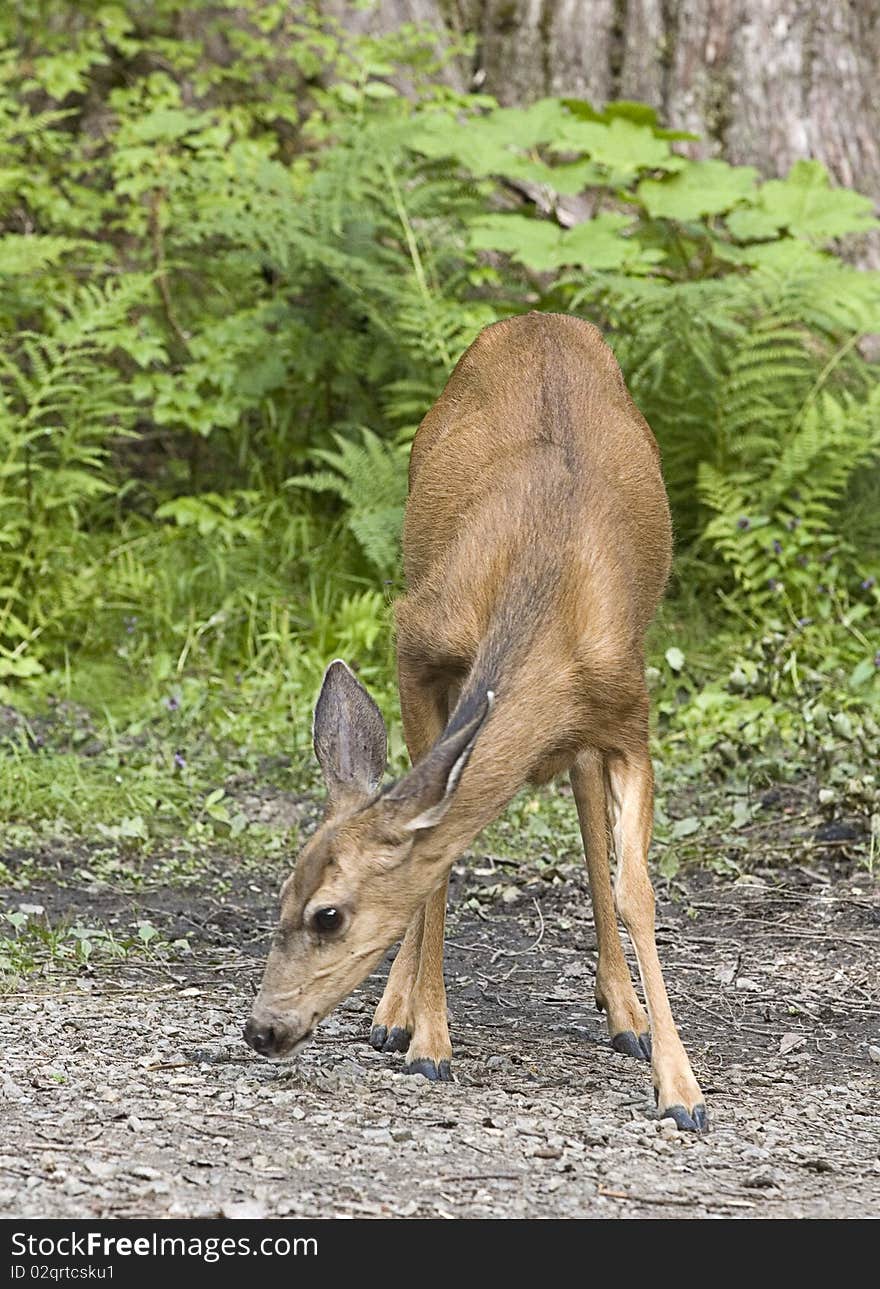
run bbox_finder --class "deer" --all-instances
[244,311,707,1132]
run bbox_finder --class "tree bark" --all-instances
[322,0,880,209]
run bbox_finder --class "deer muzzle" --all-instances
[243,1006,314,1060]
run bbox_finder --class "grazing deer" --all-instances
[245,312,706,1131]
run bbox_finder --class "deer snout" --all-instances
[243,1012,311,1060]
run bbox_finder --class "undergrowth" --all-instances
[0,2,878,907]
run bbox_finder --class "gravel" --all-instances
[2,846,879,1219]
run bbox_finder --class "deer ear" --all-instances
[387,691,494,833]
[313,660,387,811]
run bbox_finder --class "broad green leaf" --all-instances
[480,98,572,149]
[726,206,786,241]
[469,215,562,271]
[470,212,647,272]
[745,160,877,241]
[562,213,652,269]
[671,815,701,839]
[548,159,606,194]
[561,98,699,141]
[406,115,512,176]
[550,117,676,180]
[638,159,759,220]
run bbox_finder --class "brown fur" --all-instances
[246,313,706,1130]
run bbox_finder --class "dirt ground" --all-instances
[2,817,879,1220]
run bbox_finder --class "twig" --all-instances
[597,1186,699,1207]
[490,898,546,962]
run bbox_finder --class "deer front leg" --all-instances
[370,669,452,1075]
[402,877,452,1080]
[570,753,650,1060]
[370,913,424,1053]
[369,879,452,1079]
[607,750,707,1132]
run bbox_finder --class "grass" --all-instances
[0,907,192,986]
[0,585,877,890]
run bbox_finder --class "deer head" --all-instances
[243,660,491,1059]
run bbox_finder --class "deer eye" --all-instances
[312,906,344,934]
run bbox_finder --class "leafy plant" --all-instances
[0,2,877,868]
[287,429,408,578]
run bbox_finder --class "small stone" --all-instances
[362,1127,394,1145]
[868,1046,880,1064]
[487,1054,512,1071]
[221,1200,268,1220]
[804,1158,834,1174]
[84,1160,115,1180]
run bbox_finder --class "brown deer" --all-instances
[245,312,706,1132]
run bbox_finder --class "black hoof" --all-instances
[369,1024,410,1053]
[404,1058,453,1081]
[611,1030,652,1062]
[660,1102,709,1134]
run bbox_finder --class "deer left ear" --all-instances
[386,691,494,833]
[313,660,387,812]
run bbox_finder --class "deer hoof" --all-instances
[369,1025,410,1053]
[660,1102,708,1134]
[404,1058,452,1081]
[611,1030,652,1061]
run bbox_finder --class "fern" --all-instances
[0,277,149,669]
[698,385,880,615]
[286,429,409,578]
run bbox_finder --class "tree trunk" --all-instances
[323,0,880,209]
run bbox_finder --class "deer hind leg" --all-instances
[370,671,452,1077]
[570,751,650,1061]
[606,748,707,1132]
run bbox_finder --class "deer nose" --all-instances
[243,1016,290,1057]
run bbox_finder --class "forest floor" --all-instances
[2,779,879,1220]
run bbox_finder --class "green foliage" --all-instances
[287,429,409,579]
[0,907,189,982]
[0,0,877,852]
[409,91,879,690]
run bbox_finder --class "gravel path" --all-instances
[2,846,879,1219]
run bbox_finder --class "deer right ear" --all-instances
[385,691,494,832]
[313,660,387,812]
